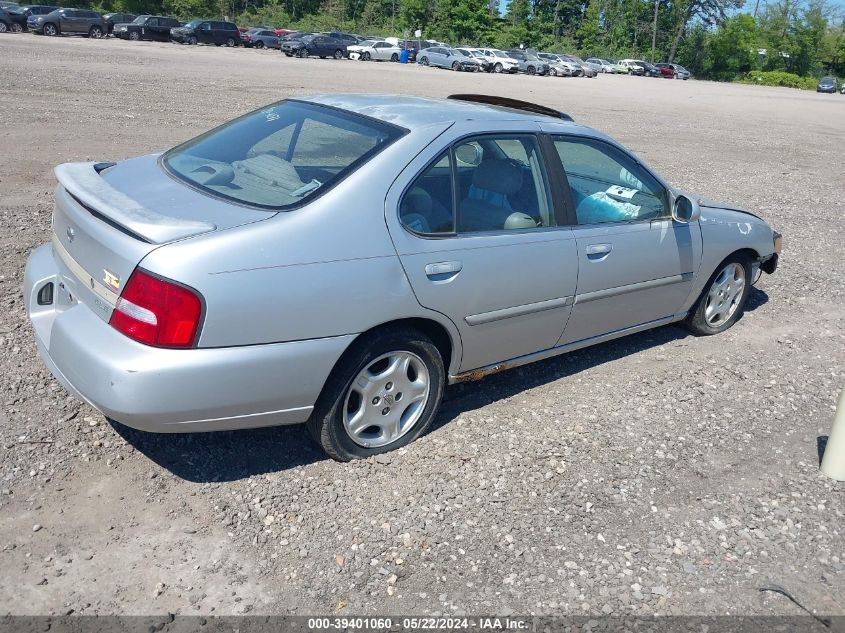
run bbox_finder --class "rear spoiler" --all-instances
[447,94,574,122]
[54,161,216,244]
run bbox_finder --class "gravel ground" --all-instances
[0,34,843,618]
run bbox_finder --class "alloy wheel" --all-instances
[342,351,430,448]
[704,263,746,326]
[44,23,57,35]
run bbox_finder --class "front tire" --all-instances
[685,256,752,335]
[306,327,445,461]
[494,62,503,73]
[420,56,428,66]
[43,22,57,36]
[128,30,140,41]
[452,61,460,71]
[255,40,264,49]
[390,52,398,62]
[11,22,23,32]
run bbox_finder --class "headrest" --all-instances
[472,159,522,195]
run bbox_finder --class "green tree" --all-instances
[703,12,758,79]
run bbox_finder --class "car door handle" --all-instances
[425,261,462,277]
[586,243,612,259]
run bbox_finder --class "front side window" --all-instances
[553,136,668,224]
[164,100,405,210]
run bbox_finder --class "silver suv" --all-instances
[506,49,550,75]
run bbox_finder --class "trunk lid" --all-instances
[50,156,272,322]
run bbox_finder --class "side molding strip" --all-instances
[465,295,573,326]
[574,273,694,305]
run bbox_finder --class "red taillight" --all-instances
[109,270,203,348]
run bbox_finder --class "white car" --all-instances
[477,48,519,73]
[618,59,646,75]
[348,40,402,62]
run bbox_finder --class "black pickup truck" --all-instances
[113,14,180,41]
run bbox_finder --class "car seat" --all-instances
[459,159,536,231]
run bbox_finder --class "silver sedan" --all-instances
[24,94,781,460]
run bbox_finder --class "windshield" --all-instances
[184,19,202,27]
[131,15,147,23]
[163,100,405,210]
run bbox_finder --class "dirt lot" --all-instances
[0,34,843,619]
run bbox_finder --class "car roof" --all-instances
[304,94,592,132]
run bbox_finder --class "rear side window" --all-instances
[400,152,455,235]
[163,100,405,210]
[399,135,554,235]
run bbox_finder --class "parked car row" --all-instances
[0,6,696,82]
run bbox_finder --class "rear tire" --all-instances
[297,48,307,58]
[89,25,103,38]
[390,52,398,62]
[306,327,445,461]
[452,61,460,71]
[684,255,752,336]
[494,62,502,73]
[0,21,7,33]
[226,37,236,47]
[255,40,264,49]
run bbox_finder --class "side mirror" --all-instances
[672,194,700,223]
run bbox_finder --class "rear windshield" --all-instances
[162,100,405,210]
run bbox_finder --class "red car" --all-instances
[655,63,674,78]
[274,28,294,36]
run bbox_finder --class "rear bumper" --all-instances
[24,243,354,433]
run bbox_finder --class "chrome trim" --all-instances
[574,273,693,305]
[51,234,117,308]
[465,295,573,326]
